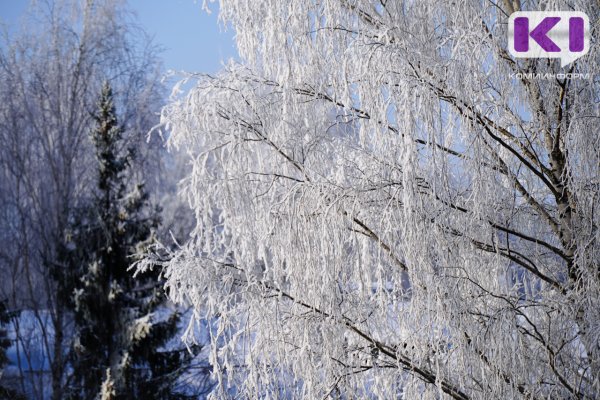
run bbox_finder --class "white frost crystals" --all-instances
[145,1,600,398]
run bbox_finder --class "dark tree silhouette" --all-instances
[68,83,193,400]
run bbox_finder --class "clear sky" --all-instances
[0,0,238,74]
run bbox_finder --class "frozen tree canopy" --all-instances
[149,0,600,398]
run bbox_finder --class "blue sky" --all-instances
[0,0,238,73]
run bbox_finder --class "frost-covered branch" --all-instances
[153,0,600,398]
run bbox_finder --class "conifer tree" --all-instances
[0,299,9,379]
[0,299,24,400]
[0,299,13,397]
[0,302,7,357]
[68,82,193,400]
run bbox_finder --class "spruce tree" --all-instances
[68,82,193,400]
[0,298,13,398]
[0,299,25,400]
[0,299,9,381]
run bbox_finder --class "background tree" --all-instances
[0,298,25,399]
[0,1,165,398]
[68,82,193,400]
[148,0,600,398]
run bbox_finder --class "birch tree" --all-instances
[149,0,599,398]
